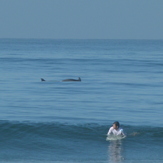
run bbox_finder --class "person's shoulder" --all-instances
[109,126,114,130]
[119,128,123,132]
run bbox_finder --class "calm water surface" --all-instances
[0,39,163,162]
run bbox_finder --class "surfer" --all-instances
[107,121,125,137]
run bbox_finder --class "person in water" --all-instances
[107,121,125,137]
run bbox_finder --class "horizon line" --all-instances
[0,38,163,41]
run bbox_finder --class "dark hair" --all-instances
[113,121,120,128]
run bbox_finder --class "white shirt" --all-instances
[107,127,125,136]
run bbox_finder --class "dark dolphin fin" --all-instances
[41,78,46,81]
[78,77,81,81]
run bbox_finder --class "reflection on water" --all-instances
[108,140,124,163]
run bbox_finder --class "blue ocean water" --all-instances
[0,39,163,162]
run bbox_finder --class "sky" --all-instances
[0,0,163,39]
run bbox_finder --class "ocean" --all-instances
[0,39,163,163]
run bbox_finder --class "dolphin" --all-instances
[62,77,81,82]
[41,77,81,82]
[41,78,46,81]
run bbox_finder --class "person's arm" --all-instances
[121,129,126,137]
[107,127,113,136]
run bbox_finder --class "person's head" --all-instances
[112,121,120,129]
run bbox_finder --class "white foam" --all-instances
[106,135,126,141]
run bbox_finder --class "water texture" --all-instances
[0,39,163,162]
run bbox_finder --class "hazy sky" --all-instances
[1,0,163,39]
